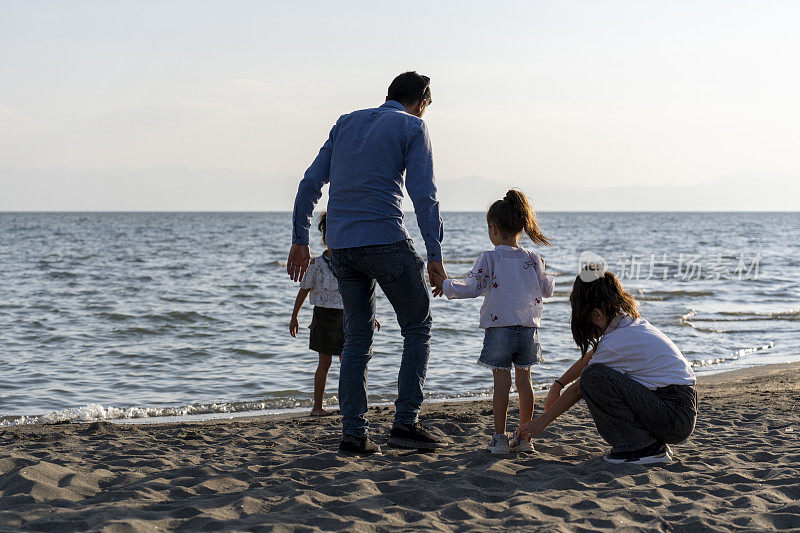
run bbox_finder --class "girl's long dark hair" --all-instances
[318,212,327,244]
[569,271,640,356]
[486,189,550,246]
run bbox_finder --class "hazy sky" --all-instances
[2,1,799,210]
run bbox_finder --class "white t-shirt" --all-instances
[300,254,343,309]
[589,315,696,390]
[442,245,555,328]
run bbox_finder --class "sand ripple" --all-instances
[1,363,799,531]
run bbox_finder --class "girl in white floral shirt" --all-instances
[434,189,554,454]
[290,213,380,416]
[289,214,344,417]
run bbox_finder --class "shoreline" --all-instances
[2,362,799,530]
[125,359,800,428]
[4,357,795,429]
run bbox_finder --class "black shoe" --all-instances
[604,448,631,463]
[339,434,381,455]
[626,442,671,464]
[388,421,443,450]
[604,442,671,464]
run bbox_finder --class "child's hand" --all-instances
[289,315,299,338]
[374,319,381,332]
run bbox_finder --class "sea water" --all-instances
[1,211,798,425]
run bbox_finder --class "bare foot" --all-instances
[310,408,330,416]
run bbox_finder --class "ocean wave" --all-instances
[680,308,800,330]
[0,387,506,427]
[114,326,166,336]
[0,342,779,426]
[687,326,781,334]
[229,347,273,358]
[638,289,715,300]
[151,311,217,323]
[95,310,221,324]
[47,271,79,279]
[679,309,697,324]
[716,309,800,320]
[0,398,310,427]
[636,295,666,302]
[689,342,775,368]
[96,312,136,321]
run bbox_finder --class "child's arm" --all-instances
[441,253,490,300]
[289,288,312,337]
[531,251,555,298]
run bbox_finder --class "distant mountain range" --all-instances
[1,166,797,211]
[436,174,800,211]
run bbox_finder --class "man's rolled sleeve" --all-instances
[291,125,335,245]
[404,120,443,263]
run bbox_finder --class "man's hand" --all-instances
[544,382,562,411]
[287,244,310,282]
[374,318,381,332]
[289,315,300,338]
[427,261,447,297]
[429,273,445,297]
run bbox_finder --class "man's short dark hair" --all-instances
[387,71,432,107]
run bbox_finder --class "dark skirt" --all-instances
[309,306,345,356]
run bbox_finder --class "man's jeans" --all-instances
[580,363,698,452]
[330,239,432,437]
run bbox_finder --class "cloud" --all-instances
[227,79,272,92]
[0,104,27,122]
[128,97,241,116]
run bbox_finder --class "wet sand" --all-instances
[2,362,799,531]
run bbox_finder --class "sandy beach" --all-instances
[2,362,799,532]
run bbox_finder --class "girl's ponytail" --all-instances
[505,189,550,246]
[487,189,550,246]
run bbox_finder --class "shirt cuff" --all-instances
[424,241,442,263]
[292,228,309,246]
[442,278,455,299]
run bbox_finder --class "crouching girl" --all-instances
[520,269,697,464]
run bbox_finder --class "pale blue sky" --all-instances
[2,1,799,210]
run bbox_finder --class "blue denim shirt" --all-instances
[291,100,443,262]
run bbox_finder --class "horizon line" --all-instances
[2,209,799,214]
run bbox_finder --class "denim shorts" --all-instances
[478,326,543,371]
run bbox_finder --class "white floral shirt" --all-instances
[300,254,343,309]
[443,245,555,328]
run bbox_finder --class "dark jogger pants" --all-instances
[580,363,698,452]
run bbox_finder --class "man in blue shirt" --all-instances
[287,72,447,454]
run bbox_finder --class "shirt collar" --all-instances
[381,100,408,112]
[494,244,522,251]
[605,314,634,335]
